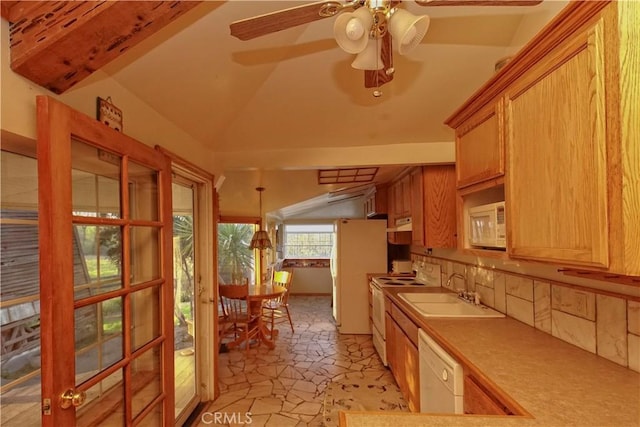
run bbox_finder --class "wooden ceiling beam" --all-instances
[7,1,203,94]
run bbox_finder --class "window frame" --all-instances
[282,223,334,259]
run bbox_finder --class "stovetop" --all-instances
[373,276,426,286]
[372,263,441,288]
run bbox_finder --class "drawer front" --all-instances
[391,304,419,347]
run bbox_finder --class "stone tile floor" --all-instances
[194,295,400,426]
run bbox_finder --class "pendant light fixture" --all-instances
[249,187,273,250]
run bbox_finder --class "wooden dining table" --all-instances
[247,284,287,349]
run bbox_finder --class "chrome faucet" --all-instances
[445,272,466,290]
[446,272,479,304]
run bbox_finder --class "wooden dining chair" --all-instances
[261,270,294,339]
[218,284,260,355]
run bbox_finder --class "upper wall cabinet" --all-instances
[506,1,639,277]
[388,166,457,248]
[387,177,411,245]
[364,185,388,218]
[422,166,457,248]
[453,99,504,189]
[446,1,639,277]
[505,12,609,269]
[394,174,412,219]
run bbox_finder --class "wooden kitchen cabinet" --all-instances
[410,167,424,246]
[446,1,639,276]
[463,375,510,415]
[387,176,412,245]
[394,321,420,412]
[451,99,504,189]
[385,300,420,412]
[423,165,457,248]
[394,174,412,219]
[384,312,397,374]
[364,185,388,218]
[388,166,456,248]
[505,1,639,275]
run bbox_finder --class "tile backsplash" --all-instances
[415,254,640,372]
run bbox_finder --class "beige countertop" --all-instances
[341,287,640,427]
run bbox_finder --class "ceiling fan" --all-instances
[230,0,542,94]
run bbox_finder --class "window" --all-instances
[283,224,333,259]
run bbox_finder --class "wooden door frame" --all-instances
[37,95,174,426]
[157,146,219,420]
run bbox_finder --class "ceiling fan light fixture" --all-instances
[333,7,373,54]
[388,9,430,55]
[351,39,383,70]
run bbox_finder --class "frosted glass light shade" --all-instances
[334,7,373,54]
[351,39,383,70]
[388,9,430,55]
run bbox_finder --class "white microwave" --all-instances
[468,201,506,249]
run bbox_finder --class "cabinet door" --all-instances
[505,16,609,268]
[423,165,457,248]
[387,182,412,245]
[455,99,504,188]
[401,175,412,217]
[387,186,396,244]
[411,168,424,246]
[384,313,397,379]
[463,376,508,415]
[400,331,420,412]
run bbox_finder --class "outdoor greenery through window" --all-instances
[284,224,333,259]
[218,223,257,284]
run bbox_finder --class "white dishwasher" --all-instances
[418,329,464,414]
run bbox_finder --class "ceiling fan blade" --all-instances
[230,1,343,41]
[364,33,393,89]
[415,0,542,6]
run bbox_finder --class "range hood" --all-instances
[387,217,412,233]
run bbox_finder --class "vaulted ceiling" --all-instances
[3,1,567,217]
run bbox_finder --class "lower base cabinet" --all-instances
[385,307,420,412]
[463,375,511,415]
[386,297,519,416]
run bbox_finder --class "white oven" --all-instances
[370,281,387,365]
[369,263,441,366]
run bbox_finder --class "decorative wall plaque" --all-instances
[96,97,123,132]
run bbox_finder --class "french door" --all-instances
[172,179,199,422]
[36,96,174,426]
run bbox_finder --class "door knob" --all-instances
[60,388,86,409]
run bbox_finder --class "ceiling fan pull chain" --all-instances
[373,38,383,98]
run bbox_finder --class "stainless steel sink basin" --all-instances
[398,292,505,318]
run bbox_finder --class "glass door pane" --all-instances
[36,97,173,426]
[70,138,167,425]
[172,182,197,419]
[1,150,42,427]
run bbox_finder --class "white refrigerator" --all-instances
[330,219,387,334]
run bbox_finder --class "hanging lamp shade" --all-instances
[249,187,272,250]
[250,230,272,250]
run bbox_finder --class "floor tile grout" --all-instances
[194,295,404,427]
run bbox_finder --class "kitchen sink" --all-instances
[398,292,505,318]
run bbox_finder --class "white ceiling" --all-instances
[95,0,566,217]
